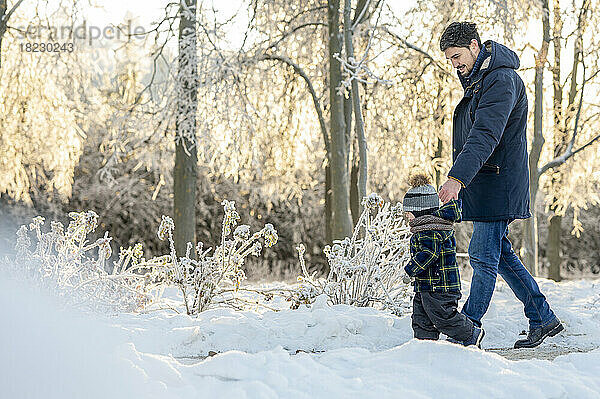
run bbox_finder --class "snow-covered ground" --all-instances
[2,275,600,399]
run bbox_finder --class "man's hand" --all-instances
[439,178,462,204]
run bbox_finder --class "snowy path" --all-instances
[177,343,600,363]
[2,277,600,398]
[488,343,599,361]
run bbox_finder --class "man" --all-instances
[437,22,563,348]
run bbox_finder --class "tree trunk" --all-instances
[432,81,446,189]
[523,0,550,275]
[522,208,539,275]
[350,138,359,226]
[547,214,563,281]
[344,86,352,168]
[174,0,198,255]
[547,0,565,281]
[327,0,352,240]
[343,0,367,216]
[345,89,359,225]
[523,172,540,275]
[325,164,332,244]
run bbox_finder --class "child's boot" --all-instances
[463,326,485,348]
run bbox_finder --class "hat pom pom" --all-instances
[408,173,431,188]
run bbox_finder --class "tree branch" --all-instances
[381,26,453,79]
[281,5,327,26]
[259,54,329,154]
[265,22,326,51]
[0,0,26,68]
[351,0,371,30]
[539,59,600,175]
[1,0,25,32]
[539,130,600,176]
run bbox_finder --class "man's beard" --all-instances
[458,49,478,76]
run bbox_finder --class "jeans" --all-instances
[462,220,556,329]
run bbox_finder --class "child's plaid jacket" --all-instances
[404,199,462,293]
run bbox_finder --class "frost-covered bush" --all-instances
[4,200,278,315]
[148,200,279,314]
[293,194,413,315]
[8,211,153,313]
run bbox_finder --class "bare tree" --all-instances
[522,0,551,275]
[257,0,382,242]
[524,0,600,278]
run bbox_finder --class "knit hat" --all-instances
[403,174,440,217]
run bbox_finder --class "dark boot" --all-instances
[463,326,485,348]
[514,318,564,349]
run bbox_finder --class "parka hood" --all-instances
[484,40,520,71]
[458,40,520,88]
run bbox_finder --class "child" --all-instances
[402,174,484,348]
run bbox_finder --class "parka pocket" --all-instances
[478,163,500,174]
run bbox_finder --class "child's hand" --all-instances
[402,274,413,284]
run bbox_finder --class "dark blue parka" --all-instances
[448,41,531,221]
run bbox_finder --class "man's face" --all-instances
[444,39,480,76]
